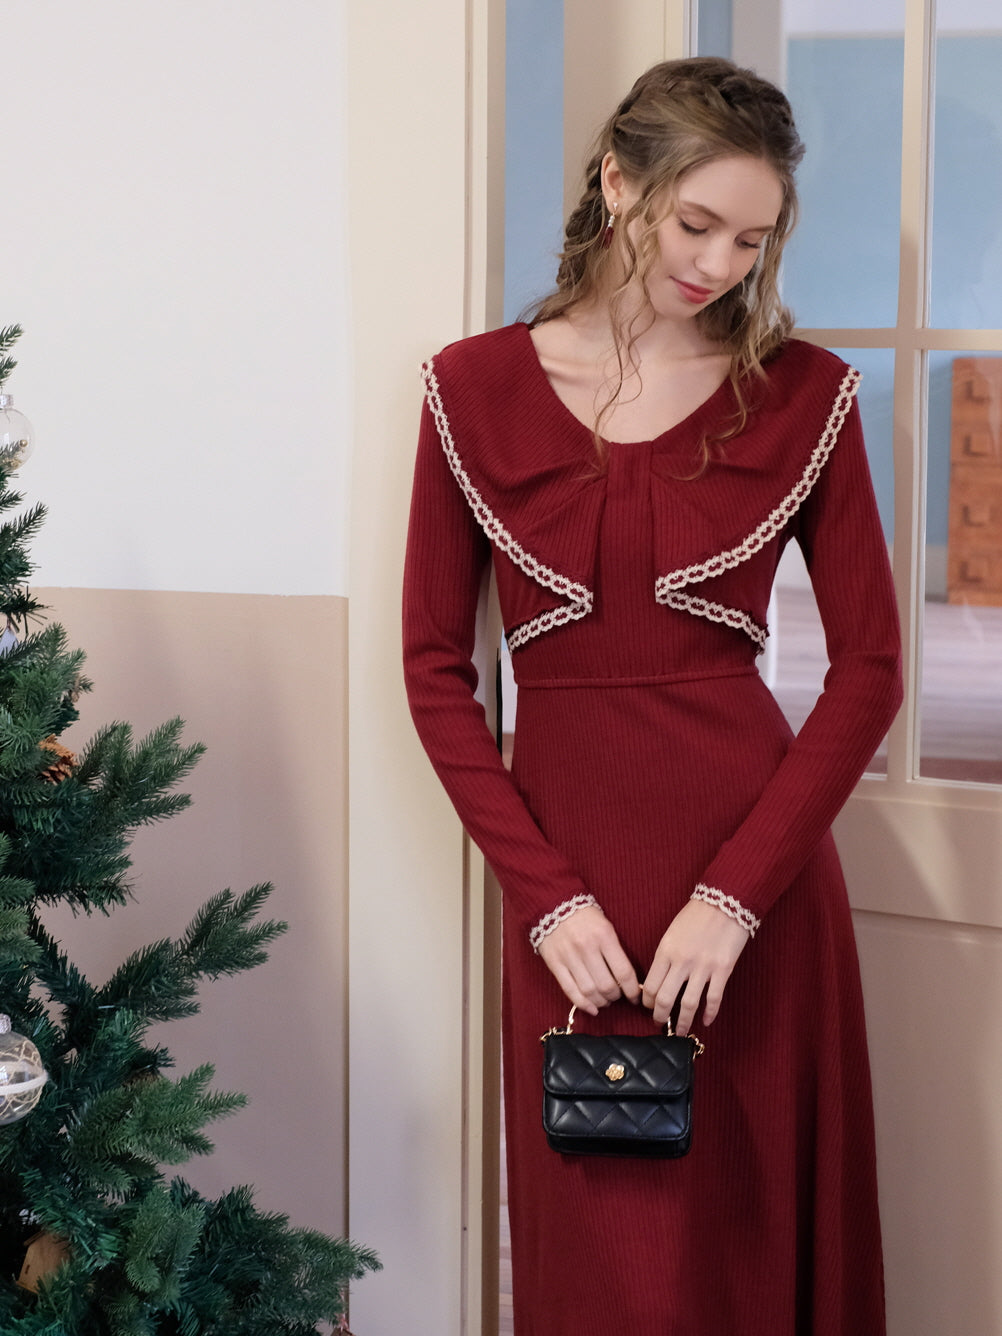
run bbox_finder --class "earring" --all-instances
[601,202,618,250]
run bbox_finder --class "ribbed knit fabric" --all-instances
[403,324,902,1335]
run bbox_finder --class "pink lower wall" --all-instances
[35,586,350,1239]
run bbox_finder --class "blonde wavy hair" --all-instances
[527,57,805,459]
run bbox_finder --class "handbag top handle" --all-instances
[541,1005,705,1056]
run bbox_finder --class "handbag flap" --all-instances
[542,1033,693,1099]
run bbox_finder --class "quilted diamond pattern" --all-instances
[542,1032,696,1159]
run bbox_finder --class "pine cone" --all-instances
[39,735,77,783]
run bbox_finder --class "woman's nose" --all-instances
[693,237,732,282]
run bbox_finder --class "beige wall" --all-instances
[345,0,482,1325]
[37,587,349,1237]
[855,910,1002,1333]
[563,0,691,217]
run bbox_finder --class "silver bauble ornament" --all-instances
[0,393,34,474]
[0,1014,48,1125]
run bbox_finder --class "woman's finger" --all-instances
[548,959,601,1016]
[590,938,641,1004]
[601,938,641,1002]
[672,972,708,1036]
[544,940,617,1014]
[651,974,684,1028]
[640,958,668,1010]
[701,972,727,1027]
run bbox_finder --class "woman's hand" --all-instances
[536,905,641,1016]
[641,899,751,1034]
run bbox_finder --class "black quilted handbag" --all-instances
[540,1005,704,1158]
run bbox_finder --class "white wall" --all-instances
[3,0,350,597]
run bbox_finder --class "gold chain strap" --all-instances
[540,1004,705,1056]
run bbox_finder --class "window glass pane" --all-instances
[783,20,904,326]
[769,347,895,776]
[921,351,1002,783]
[706,2,905,328]
[503,0,563,324]
[930,4,1002,328]
[697,0,732,59]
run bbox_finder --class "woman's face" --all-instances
[612,154,784,320]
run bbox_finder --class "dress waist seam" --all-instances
[514,665,760,690]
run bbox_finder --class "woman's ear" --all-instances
[601,153,626,210]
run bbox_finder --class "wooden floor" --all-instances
[496,586,1001,1332]
[499,1173,512,1336]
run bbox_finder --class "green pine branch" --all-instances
[120,1186,205,1300]
[62,886,288,1032]
[0,324,24,390]
[23,919,98,1044]
[160,1181,381,1335]
[0,903,42,968]
[179,885,287,977]
[1,718,204,911]
[0,501,45,589]
[0,835,40,968]
[67,1064,246,1195]
[15,1161,120,1270]
[64,719,206,853]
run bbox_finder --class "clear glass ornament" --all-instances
[0,392,34,474]
[0,1014,48,1124]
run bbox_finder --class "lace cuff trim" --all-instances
[529,893,599,952]
[691,884,761,937]
[656,366,861,650]
[422,361,593,649]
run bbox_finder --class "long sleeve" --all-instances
[695,399,903,924]
[402,398,597,938]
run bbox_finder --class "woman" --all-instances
[403,57,901,1335]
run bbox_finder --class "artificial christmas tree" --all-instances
[0,326,378,1333]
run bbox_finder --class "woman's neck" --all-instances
[564,296,723,370]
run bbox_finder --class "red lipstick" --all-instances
[673,278,713,304]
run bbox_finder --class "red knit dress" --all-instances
[402,323,902,1336]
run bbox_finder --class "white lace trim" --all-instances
[422,361,593,649]
[529,893,599,952]
[691,883,760,937]
[655,366,861,647]
[659,591,767,650]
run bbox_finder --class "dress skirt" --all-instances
[503,669,883,1335]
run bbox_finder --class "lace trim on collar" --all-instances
[654,366,861,650]
[660,591,768,651]
[422,360,593,649]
